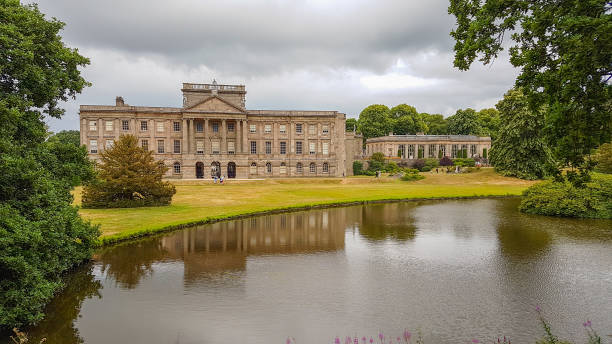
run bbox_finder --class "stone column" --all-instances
[189,119,195,154]
[237,120,242,153]
[242,120,248,153]
[204,119,209,154]
[221,119,227,154]
[182,118,188,154]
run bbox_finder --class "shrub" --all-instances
[519,173,612,219]
[400,170,425,181]
[371,152,386,164]
[81,135,176,208]
[368,160,384,172]
[421,166,431,172]
[412,159,425,171]
[352,161,364,175]
[424,158,439,169]
[439,156,454,166]
[384,162,400,173]
[453,158,476,167]
[593,142,612,174]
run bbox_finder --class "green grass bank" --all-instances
[74,168,535,246]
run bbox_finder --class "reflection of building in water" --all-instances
[160,209,346,281]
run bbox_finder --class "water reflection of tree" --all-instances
[24,263,102,344]
[495,206,553,259]
[97,239,168,289]
[358,203,417,241]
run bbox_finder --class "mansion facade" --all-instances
[366,134,491,160]
[80,82,362,179]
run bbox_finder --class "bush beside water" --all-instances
[520,173,612,219]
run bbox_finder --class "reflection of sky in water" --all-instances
[19,199,612,344]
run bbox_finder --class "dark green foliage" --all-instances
[81,135,176,208]
[439,156,454,166]
[357,105,393,140]
[422,113,448,135]
[370,152,385,164]
[352,161,364,175]
[483,148,488,160]
[593,143,612,174]
[520,173,612,219]
[345,118,357,132]
[383,162,400,173]
[477,108,501,141]
[400,169,425,181]
[0,0,98,330]
[424,158,439,171]
[449,0,612,178]
[45,130,95,187]
[453,158,476,167]
[447,108,482,135]
[489,89,556,180]
[390,105,428,135]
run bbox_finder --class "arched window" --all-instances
[280,162,287,174]
[250,162,257,175]
[296,162,303,174]
[266,162,272,173]
[309,162,316,174]
[173,162,181,174]
[322,162,329,173]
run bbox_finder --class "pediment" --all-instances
[186,96,245,113]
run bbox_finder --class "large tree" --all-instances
[357,104,393,140]
[477,108,501,141]
[421,113,448,135]
[449,0,612,181]
[446,108,482,135]
[390,104,428,135]
[0,0,98,330]
[345,118,358,132]
[489,89,556,179]
[45,130,95,187]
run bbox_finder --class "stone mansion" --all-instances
[80,81,362,179]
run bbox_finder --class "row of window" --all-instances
[167,162,330,175]
[250,141,330,155]
[373,143,481,158]
[89,120,331,135]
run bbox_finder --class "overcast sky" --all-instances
[29,0,519,132]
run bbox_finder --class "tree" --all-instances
[345,118,358,132]
[45,130,95,187]
[593,142,612,174]
[446,108,482,135]
[81,135,176,208]
[0,0,98,330]
[489,89,556,180]
[357,105,393,140]
[477,108,501,141]
[390,104,428,135]
[422,113,448,135]
[449,0,612,181]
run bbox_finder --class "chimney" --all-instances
[115,96,125,106]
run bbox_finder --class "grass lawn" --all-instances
[73,168,536,245]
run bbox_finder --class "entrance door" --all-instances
[227,162,236,178]
[211,161,221,178]
[195,162,204,179]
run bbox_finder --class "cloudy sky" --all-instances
[30,0,519,132]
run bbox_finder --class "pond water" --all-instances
[14,198,612,344]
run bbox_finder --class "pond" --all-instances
[15,198,612,344]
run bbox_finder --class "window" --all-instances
[280,162,287,174]
[429,144,436,158]
[173,140,181,154]
[264,124,272,133]
[295,123,302,134]
[322,142,329,155]
[323,162,329,173]
[89,140,97,153]
[451,144,458,158]
[89,121,97,131]
[322,125,329,134]
[157,140,165,153]
[309,125,316,135]
[212,141,220,154]
[173,122,181,132]
[196,122,203,132]
[228,141,235,154]
[156,122,164,133]
[196,140,204,154]
[105,120,113,131]
[105,139,114,149]
[250,141,257,154]
[440,145,447,157]
[296,162,303,173]
[280,141,287,154]
[264,141,271,154]
[279,124,286,134]
[140,121,148,131]
[295,141,303,154]
[173,162,181,174]
[408,144,415,159]
[228,122,235,132]
[141,139,148,150]
[249,124,256,133]
[250,162,257,175]
[471,144,477,157]
[212,122,219,132]
[122,120,129,131]
[266,162,272,173]
[461,144,468,158]
[309,162,316,173]
[309,142,316,155]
